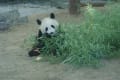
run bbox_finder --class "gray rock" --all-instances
[0,10,20,30]
[0,9,20,24]
[15,16,28,25]
[0,9,28,30]
[0,20,9,30]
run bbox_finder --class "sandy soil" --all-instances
[0,11,120,80]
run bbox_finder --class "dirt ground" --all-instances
[0,11,120,80]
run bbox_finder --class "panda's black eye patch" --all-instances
[45,27,48,32]
[51,25,55,28]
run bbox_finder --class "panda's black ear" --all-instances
[36,19,41,25]
[50,13,55,19]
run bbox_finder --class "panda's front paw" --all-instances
[45,33,52,38]
[28,48,40,57]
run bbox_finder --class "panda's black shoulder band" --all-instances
[38,30,42,38]
[50,13,55,19]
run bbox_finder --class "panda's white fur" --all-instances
[39,17,59,35]
[37,13,59,37]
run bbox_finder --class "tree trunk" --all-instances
[69,0,80,15]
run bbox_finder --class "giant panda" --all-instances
[28,13,60,57]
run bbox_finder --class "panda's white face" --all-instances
[45,24,56,36]
[36,13,59,37]
[40,17,58,36]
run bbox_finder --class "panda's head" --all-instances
[36,13,59,38]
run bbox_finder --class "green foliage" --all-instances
[61,4,120,66]
[39,31,67,56]
[25,3,120,66]
[23,35,38,50]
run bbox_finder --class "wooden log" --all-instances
[69,0,80,15]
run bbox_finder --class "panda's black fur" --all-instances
[50,13,55,19]
[28,39,44,57]
[28,13,59,57]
